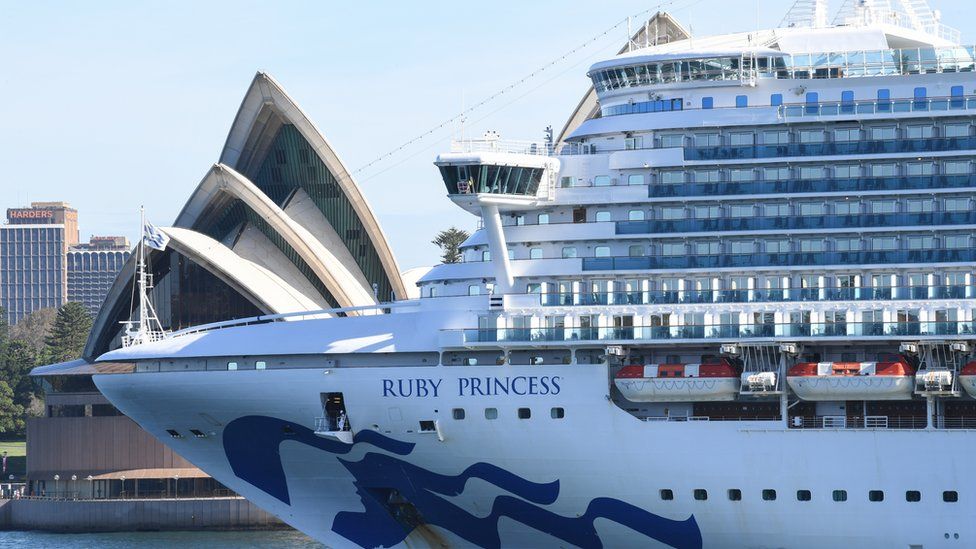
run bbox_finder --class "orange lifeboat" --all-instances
[786,359,915,401]
[614,359,740,402]
[959,361,976,398]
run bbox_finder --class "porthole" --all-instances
[660,489,674,501]
[762,489,776,501]
[227,361,238,371]
[727,489,741,501]
[517,408,531,419]
[943,491,959,503]
[868,490,884,502]
[833,490,848,502]
[255,361,267,370]
[550,407,565,419]
[452,408,465,420]
[906,490,921,502]
[693,489,708,501]
[484,408,498,420]
[796,490,811,502]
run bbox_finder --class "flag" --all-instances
[143,221,170,251]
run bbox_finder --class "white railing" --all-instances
[165,300,419,340]
[450,139,556,157]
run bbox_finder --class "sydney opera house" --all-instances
[28,71,417,498]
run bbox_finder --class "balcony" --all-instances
[684,136,976,162]
[539,284,973,307]
[581,248,976,271]
[616,211,976,235]
[649,174,976,199]
[450,321,976,346]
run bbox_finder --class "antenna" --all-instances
[781,0,830,28]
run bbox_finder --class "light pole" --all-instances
[86,475,93,500]
[70,475,77,499]
[174,474,179,499]
[53,475,59,499]
[120,475,126,499]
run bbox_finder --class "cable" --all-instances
[351,1,681,176]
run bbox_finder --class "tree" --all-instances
[0,340,40,410]
[44,302,93,364]
[432,227,469,264]
[9,307,57,360]
[0,306,8,348]
[0,381,25,434]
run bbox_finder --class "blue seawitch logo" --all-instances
[223,416,702,549]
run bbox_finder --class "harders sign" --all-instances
[8,209,54,220]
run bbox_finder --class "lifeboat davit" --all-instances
[615,359,740,402]
[959,361,976,398]
[787,359,915,401]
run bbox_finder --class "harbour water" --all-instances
[0,530,322,548]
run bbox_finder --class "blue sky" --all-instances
[0,0,972,268]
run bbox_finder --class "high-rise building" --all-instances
[67,236,131,318]
[0,202,78,324]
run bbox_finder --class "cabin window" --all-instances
[595,211,612,222]
[762,489,776,501]
[190,429,206,438]
[628,174,644,185]
[529,248,543,260]
[869,490,884,502]
[255,361,267,370]
[227,361,238,371]
[468,285,481,296]
[166,429,182,439]
[550,407,565,419]
[573,208,587,223]
[594,246,611,258]
[693,489,708,501]
[517,408,531,419]
[660,489,674,501]
[735,95,747,108]
[797,490,811,502]
[593,175,612,187]
[484,408,498,420]
[452,408,465,420]
[770,93,782,106]
[943,491,958,503]
[727,489,741,501]
[906,490,921,502]
[561,247,578,259]
[538,213,550,224]
[833,490,848,502]
[702,97,713,109]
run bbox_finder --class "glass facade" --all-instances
[439,164,545,196]
[67,249,130,318]
[0,225,66,324]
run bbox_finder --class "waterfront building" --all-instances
[67,236,131,318]
[0,202,78,324]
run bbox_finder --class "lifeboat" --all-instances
[614,360,740,402]
[959,361,976,398]
[787,359,915,401]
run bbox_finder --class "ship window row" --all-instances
[453,407,565,421]
[437,270,974,302]
[590,45,976,92]
[660,488,958,503]
[658,158,974,185]
[467,233,975,264]
[655,120,973,150]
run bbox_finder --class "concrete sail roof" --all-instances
[158,226,321,314]
[216,72,408,301]
[175,164,377,308]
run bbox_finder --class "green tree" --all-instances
[0,381,25,434]
[0,340,39,410]
[0,306,8,348]
[44,302,93,364]
[9,307,57,361]
[432,227,470,264]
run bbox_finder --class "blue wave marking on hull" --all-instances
[223,415,702,549]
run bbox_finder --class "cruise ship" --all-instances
[64,1,976,547]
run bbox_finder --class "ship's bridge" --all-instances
[435,134,560,215]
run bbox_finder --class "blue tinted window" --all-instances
[702,97,713,109]
[914,87,927,99]
[770,94,783,106]
[877,89,890,100]
[806,92,818,104]
[951,85,964,97]
[841,90,854,103]
[736,95,748,108]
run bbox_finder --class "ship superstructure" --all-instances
[68,2,976,547]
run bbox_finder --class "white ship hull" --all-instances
[95,363,975,548]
